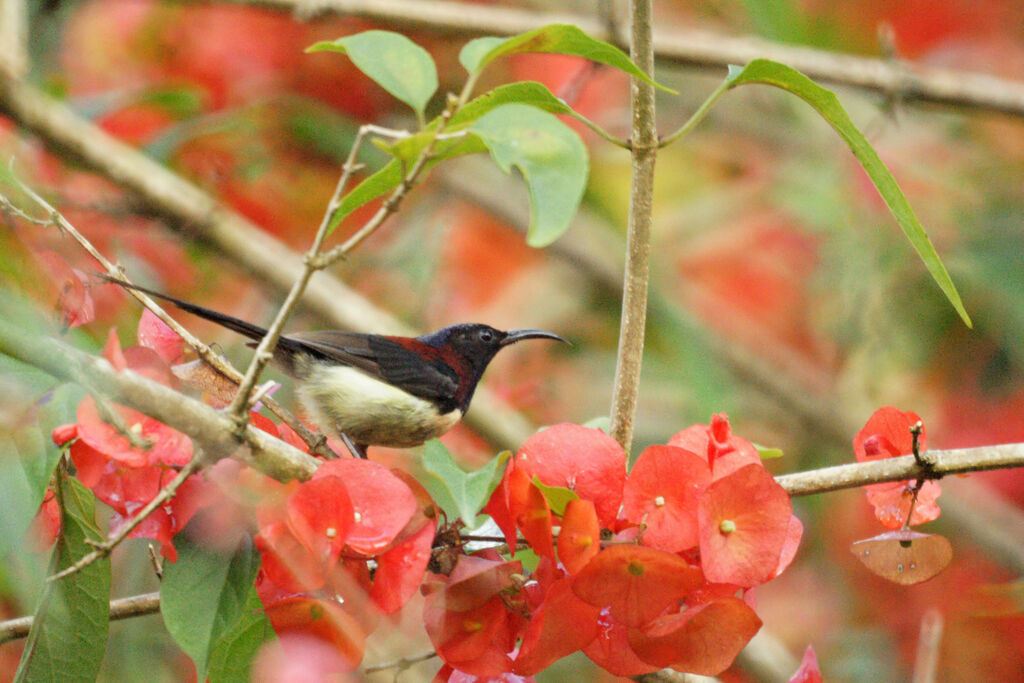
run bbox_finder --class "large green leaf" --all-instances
[206,586,274,683]
[421,440,509,529]
[459,24,675,93]
[162,528,262,680]
[329,80,606,234]
[15,474,111,683]
[726,59,971,327]
[0,426,63,559]
[307,31,438,117]
[470,103,588,246]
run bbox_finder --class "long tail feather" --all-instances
[99,275,271,343]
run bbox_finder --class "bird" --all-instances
[102,278,567,457]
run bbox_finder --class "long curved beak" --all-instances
[501,329,569,347]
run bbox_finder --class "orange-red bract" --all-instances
[285,475,354,569]
[698,464,795,587]
[255,521,330,593]
[33,250,94,329]
[313,459,418,555]
[424,595,516,677]
[668,413,761,479]
[622,445,711,552]
[506,467,555,562]
[137,308,183,364]
[369,520,436,614]
[514,423,627,528]
[627,597,762,674]
[513,577,601,675]
[571,545,704,628]
[263,597,366,672]
[582,611,659,677]
[865,480,942,529]
[557,498,601,575]
[437,555,522,613]
[853,406,941,528]
[853,406,925,462]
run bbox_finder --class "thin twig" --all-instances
[225,121,377,422]
[47,456,206,583]
[316,96,459,267]
[363,650,438,675]
[0,592,161,644]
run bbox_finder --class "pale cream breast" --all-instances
[297,364,462,447]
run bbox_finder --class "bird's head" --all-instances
[420,323,567,385]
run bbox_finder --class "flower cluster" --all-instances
[50,313,211,561]
[252,441,437,671]
[853,406,940,529]
[427,417,801,678]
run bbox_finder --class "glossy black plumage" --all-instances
[102,279,566,451]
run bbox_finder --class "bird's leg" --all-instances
[340,432,368,459]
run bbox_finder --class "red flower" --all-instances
[136,308,183,364]
[627,596,762,675]
[557,498,601,575]
[698,464,797,587]
[512,576,601,675]
[423,556,526,677]
[621,445,710,552]
[512,423,626,528]
[669,413,760,479]
[853,407,941,529]
[571,545,703,628]
[262,597,366,672]
[313,459,419,556]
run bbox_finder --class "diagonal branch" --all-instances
[0,316,320,482]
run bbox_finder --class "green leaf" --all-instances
[307,31,438,116]
[753,443,784,460]
[459,37,507,74]
[452,81,574,126]
[0,428,63,559]
[329,130,488,233]
[532,476,578,516]
[206,586,275,683]
[162,528,262,680]
[726,59,972,328]
[470,103,588,247]
[459,24,675,93]
[421,440,510,529]
[15,473,111,683]
[330,159,403,232]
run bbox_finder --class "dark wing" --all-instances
[285,331,459,404]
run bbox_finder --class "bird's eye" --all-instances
[479,329,495,343]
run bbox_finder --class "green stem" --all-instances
[658,75,733,148]
[609,0,657,453]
